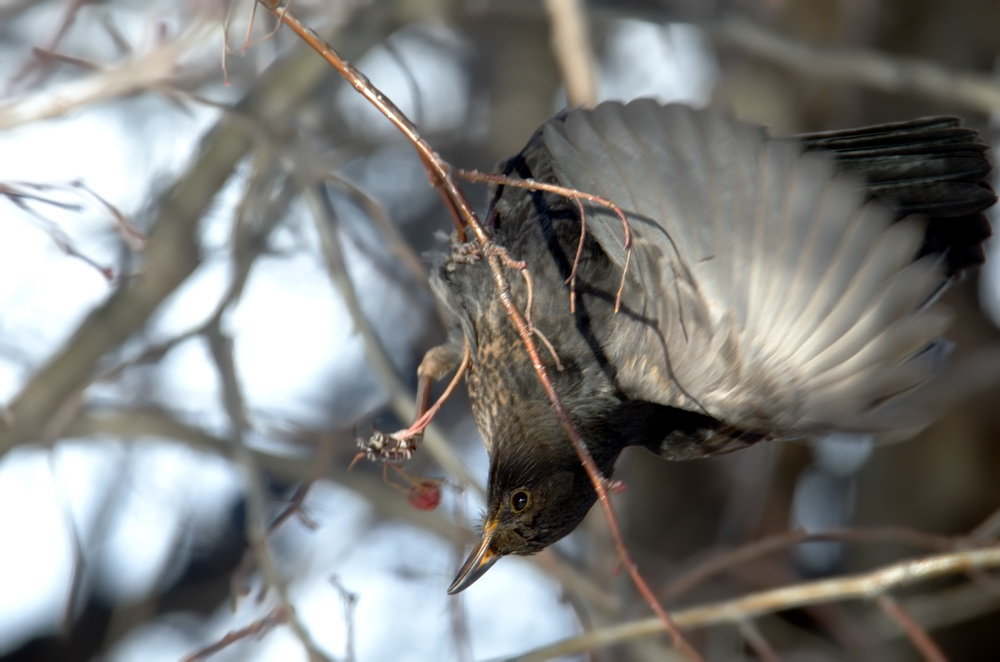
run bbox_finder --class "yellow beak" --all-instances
[448,521,500,594]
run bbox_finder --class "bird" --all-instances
[427,100,996,594]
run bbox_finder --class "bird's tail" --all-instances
[796,118,996,275]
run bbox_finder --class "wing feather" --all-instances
[543,101,955,435]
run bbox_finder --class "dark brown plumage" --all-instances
[430,101,996,593]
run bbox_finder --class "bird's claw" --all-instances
[358,429,420,463]
[447,239,482,266]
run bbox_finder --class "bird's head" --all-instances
[447,429,606,594]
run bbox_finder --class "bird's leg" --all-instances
[410,341,467,434]
[356,341,470,463]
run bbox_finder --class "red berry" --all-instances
[407,481,441,510]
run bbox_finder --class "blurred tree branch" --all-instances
[0,35,331,455]
[0,19,217,130]
[508,544,1000,661]
[543,0,598,107]
[708,16,1000,113]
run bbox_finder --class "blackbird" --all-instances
[429,100,996,593]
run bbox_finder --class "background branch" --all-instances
[708,16,1000,113]
[0,41,332,455]
[508,545,1000,661]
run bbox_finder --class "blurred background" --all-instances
[0,1,998,660]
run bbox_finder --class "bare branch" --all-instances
[663,526,962,600]
[205,322,330,661]
[329,577,359,662]
[505,545,1000,661]
[0,20,216,130]
[181,605,291,662]
[874,594,947,662]
[543,0,598,107]
[737,620,781,662]
[708,16,1000,113]
[0,38,333,456]
[66,407,471,543]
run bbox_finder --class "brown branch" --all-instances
[0,39,334,456]
[205,322,329,661]
[543,0,598,107]
[254,2,700,657]
[324,173,428,285]
[872,582,1000,644]
[663,526,963,600]
[0,20,216,130]
[182,605,291,662]
[708,16,1000,114]
[506,545,1000,662]
[329,577,359,662]
[71,180,147,251]
[6,0,91,91]
[738,620,781,662]
[66,407,471,544]
[874,594,947,662]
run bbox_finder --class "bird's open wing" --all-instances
[543,100,962,437]
[795,116,995,274]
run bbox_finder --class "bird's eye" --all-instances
[510,490,530,513]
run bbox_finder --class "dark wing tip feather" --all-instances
[797,116,996,276]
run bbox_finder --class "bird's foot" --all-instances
[357,429,421,464]
[447,238,482,267]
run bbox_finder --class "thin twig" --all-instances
[874,594,947,662]
[872,582,1000,644]
[206,323,330,662]
[325,173,428,284]
[663,526,964,600]
[329,577,359,662]
[267,441,333,535]
[0,20,216,130]
[6,0,90,92]
[738,620,781,662]
[971,506,1000,540]
[182,606,291,662]
[0,37,333,455]
[568,198,588,314]
[397,344,471,440]
[501,251,564,371]
[70,180,147,250]
[504,545,1000,662]
[708,16,1000,114]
